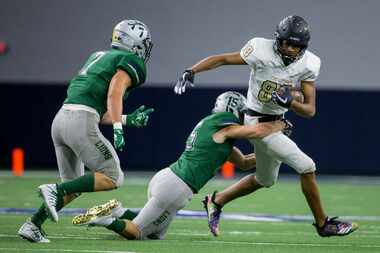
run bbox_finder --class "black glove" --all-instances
[271,86,294,108]
[281,118,293,137]
[174,69,195,95]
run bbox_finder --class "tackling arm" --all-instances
[228,147,256,171]
[290,81,316,118]
[213,121,286,144]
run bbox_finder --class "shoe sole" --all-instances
[18,233,36,243]
[72,199,120,226]
[18,233,50,243]
[38,186,58,223]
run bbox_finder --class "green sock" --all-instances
[119,209,138,220]
[57,174,95,196]
[106,219,126,233]
[31,204,48,227]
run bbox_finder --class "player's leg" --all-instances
[204,140,280,236]
[211,140,274,206]
[39,111,124,222]
[73,168,193,240]
[35,144,84,224]
[128,168,192,240]
[212,175,262,207]
[210,115,280,208]
[265,132,358,236]
[264,132,326,222]
[145,207,176,240]
[79,110,124,190]
[19,111,83,242]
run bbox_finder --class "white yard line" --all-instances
[169,229,380,239]
[0,234,104,240]
[3,232,380,250]
[193,240,380,249]
[0,248,136,253]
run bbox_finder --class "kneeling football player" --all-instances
[72,91,291,240]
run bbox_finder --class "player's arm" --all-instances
[228,147,256,171]
[106,69,132,151]
[107,69,132,123]
[290,81,316,118]
[190,52,246,74]
[174,52,246,94]
[213,121,286,144]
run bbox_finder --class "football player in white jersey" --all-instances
[174,15,358,237]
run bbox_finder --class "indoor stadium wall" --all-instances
[0,83,378,175]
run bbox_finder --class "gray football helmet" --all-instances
[111,19,153,62]
[212,91,247,120]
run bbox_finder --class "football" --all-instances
[290,88,304,103]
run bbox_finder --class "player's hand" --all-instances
[281,118,293,137]
[126,105,154,128]
[174,69,195,95]
[113,123,125,151]
[271,86,293,108]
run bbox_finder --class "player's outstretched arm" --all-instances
[189,52,246,74]
[174,52,246,95]
[228,147,256,171]
[213,120,286,144]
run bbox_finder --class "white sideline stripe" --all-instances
[0,248,136,253]
[6,233,380,249]
[193,240,380,248]
[169,230,380,239]
[1,234,103,240]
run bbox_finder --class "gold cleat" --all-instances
[72,199,121,226]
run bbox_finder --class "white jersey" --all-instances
[240,37,321,115]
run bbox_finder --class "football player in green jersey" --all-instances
[18,19,154,243]
[71,91,291,240]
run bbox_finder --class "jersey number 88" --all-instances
[258,80,280,103]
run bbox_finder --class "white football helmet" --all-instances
[212,91,247,119]
[111,19,153,62]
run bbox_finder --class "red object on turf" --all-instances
[12,148,24,176]
[221,161,235,179]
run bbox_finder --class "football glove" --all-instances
[113,123,125,151]
[271,86,294,108]
[281,118,293,137]
[174,69,195,95]
[125,105,154,128]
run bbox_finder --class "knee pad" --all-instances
[296,157,316,174]
[114,169,124,188]
[255,174,277,188]
[103,167,124,188]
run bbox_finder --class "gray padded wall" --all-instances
[1,0,378,90]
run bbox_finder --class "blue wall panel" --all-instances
[0,84,378,175]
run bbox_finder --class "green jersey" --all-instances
[64,49,147,116]
[170,112,240,193]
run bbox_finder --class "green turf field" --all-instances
[0,171,379,253]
